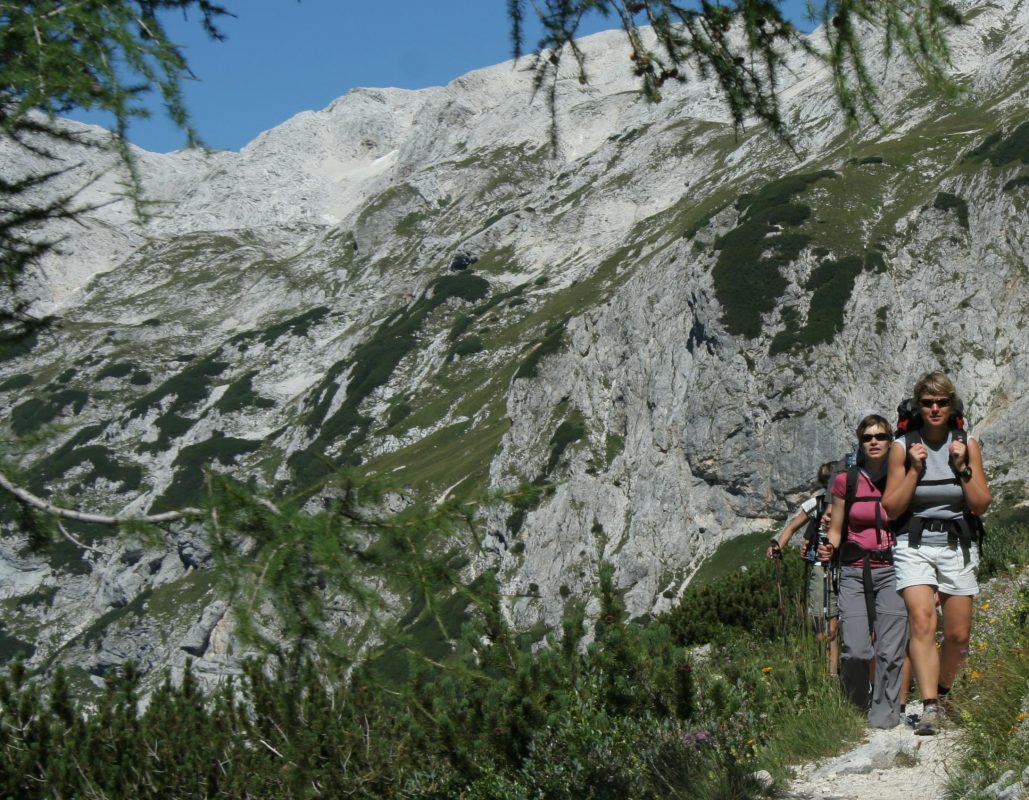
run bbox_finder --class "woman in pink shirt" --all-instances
[819,414,908,728]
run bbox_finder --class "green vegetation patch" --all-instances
[713,171,837,338]
[30,426,141,495]
[962,122,1029,168]
[151,432,262,512]
[875,305,890,336]
[768,255,864,354]
[933,191,969,229]
[289,273,491,485]
[127,353,229,420]
[0,623,34,665]
[963,131,1002,162]
[96,361,136,380]
[0,372,33,391]
[515,319,568,380]
[214,370,276,414]
[140,412,196,454]
[231,306,330,349]
[9,389,90,436]
[80,589,153,649]
[449,336,484,360]
[604,433,625,467]
[986,121,1029,166]
[386,401,412,428]
[546,412,586,475]
[665,532,807,644]
[1002,175,1029,192]
[0,328,39,363]
[356,184,421,228]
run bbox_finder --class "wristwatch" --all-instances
[958,466,973,481]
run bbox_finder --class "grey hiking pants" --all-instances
[838,565,909,729]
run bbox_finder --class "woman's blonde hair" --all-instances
[913,370,957,401]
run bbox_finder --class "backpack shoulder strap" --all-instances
[841,466,861,545]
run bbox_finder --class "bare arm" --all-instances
[882,440,924,519]
[957,437,992,516]
[767,509,809,558]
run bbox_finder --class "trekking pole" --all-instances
[821,562,834,675]
[770,537,786,641]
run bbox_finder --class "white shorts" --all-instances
[893,537,980,596]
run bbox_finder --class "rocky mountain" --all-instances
[1,0,1027,690]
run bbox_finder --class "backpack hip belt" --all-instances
[897,514,979,551]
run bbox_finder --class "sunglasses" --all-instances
[860,432,891,443]
[919,398,952,409]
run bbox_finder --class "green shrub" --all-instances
[515,319,567,380]
[451,336,485,358]
[933,191,969,229]
[546,414,586,474]
[96,362,136,380]
[30,443,142,495]
[387,401,413,428]
[140,412,195,453]
[768,256,864,353]
[0,624,34,665]
[290,273,492,484]
[986,121,1029,166]
[151,432,261,512]
[214,370,276,414]
[605,433,625,466]
[663,555,806,645]
[9,390,90,436]
[127,354,229,420]
[963,131,1002,162]
[712,171,836,338]
[255,305,330,347]
[0,373,33,391]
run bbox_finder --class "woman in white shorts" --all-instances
[883,371,991,736]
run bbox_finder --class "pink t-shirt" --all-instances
[832,470,894,564]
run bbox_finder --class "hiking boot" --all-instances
[915,704,942,736]
[902,712,919,729]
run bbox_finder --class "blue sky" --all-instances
[69,0,814,154]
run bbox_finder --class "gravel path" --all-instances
[784,567,1029,800]
[783,704,960,799]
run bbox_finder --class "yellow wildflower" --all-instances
[977,641,988,651]
[989,618,998,625]
[1016,711,1028,722]
[971,670,983,680]
[761,666,773,674]
[981,602,991,610]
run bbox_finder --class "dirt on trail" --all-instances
[783,702,960,800]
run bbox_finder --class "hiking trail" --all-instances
[783,703,960,800]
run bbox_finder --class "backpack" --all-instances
[893,396,984,550]
[801,493,828,560]
[895,396,966,435]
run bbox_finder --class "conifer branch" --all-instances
[0,469,200,525]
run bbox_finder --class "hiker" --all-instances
[818,414,907,729]
[766,462,838,645]
[883,371,991,736]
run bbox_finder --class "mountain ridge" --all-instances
[1,0,1027,687]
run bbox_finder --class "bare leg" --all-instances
[938,593,972,689]
[902,585,939,702]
